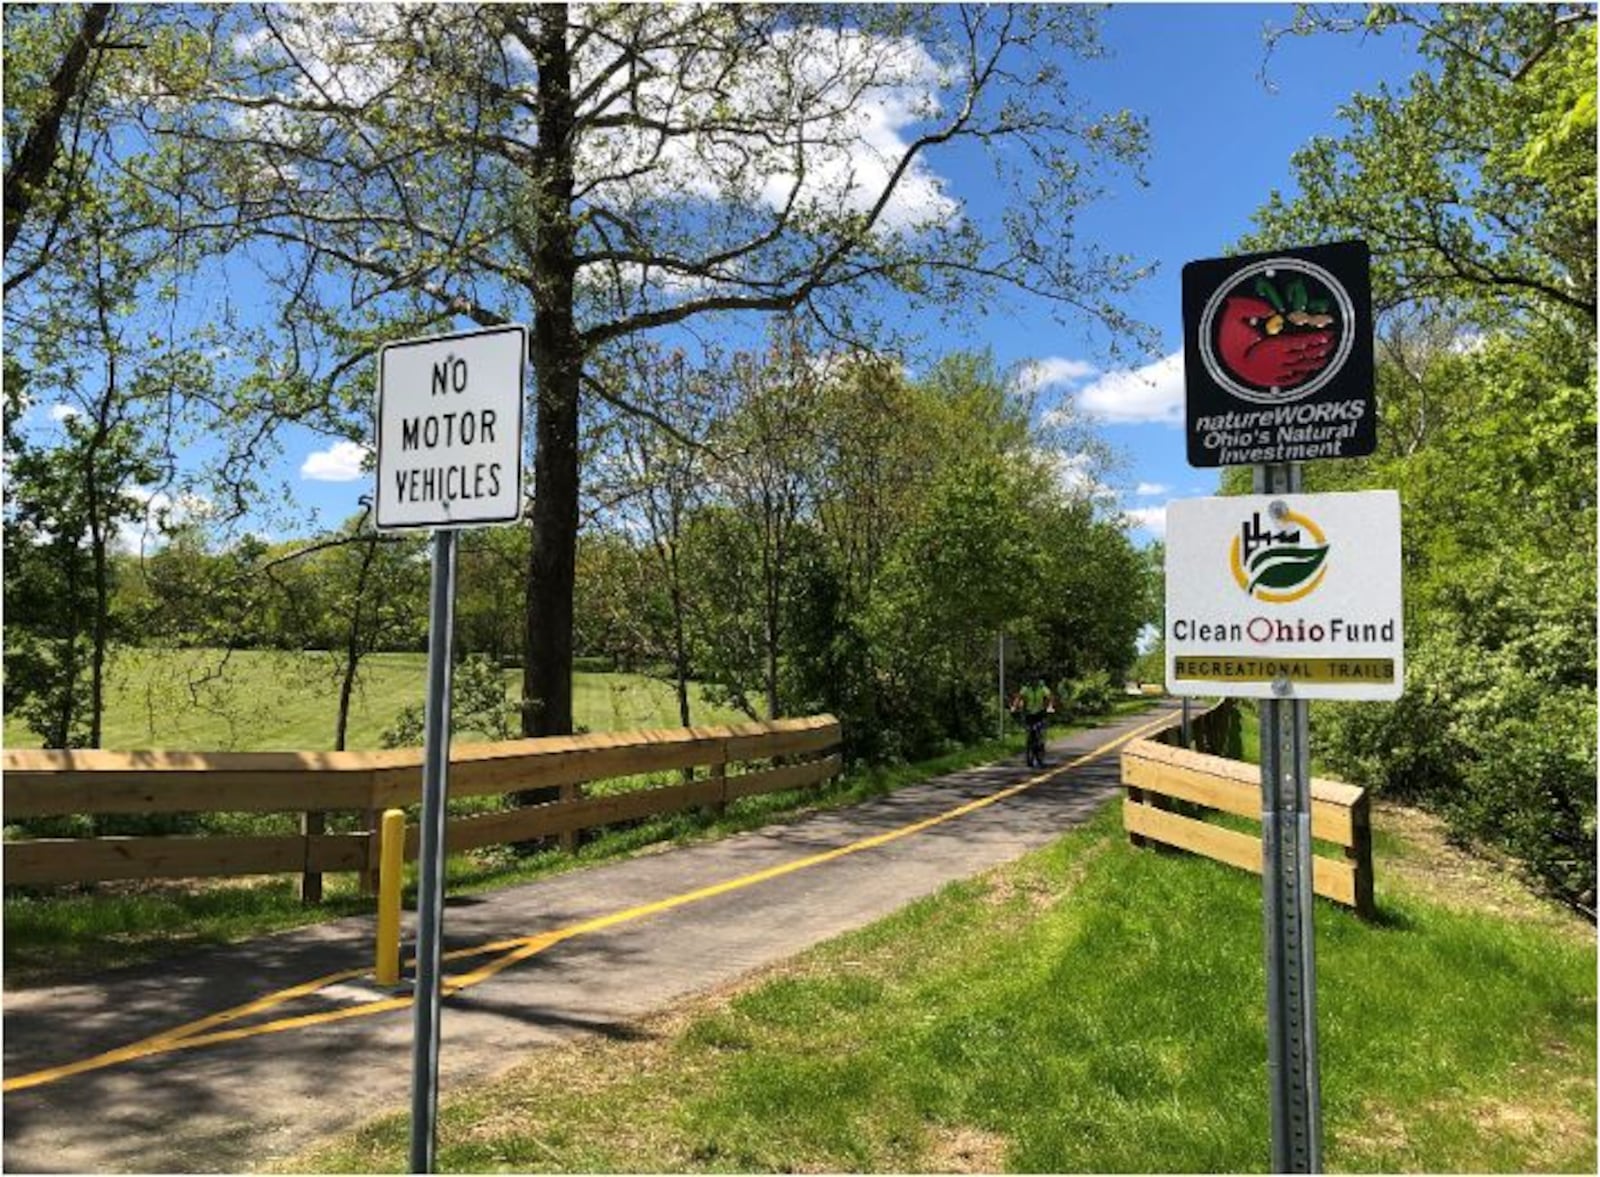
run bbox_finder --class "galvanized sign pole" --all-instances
[997,631,1006,740]
[409,526,458,1173]
[375,322,528,1175]
[1254,460,1323,1173]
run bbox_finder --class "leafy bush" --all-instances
[380,655,518,748]
[1319,632,1597,913]
[1072,669,1116,715]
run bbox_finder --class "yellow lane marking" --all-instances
[3,710,1176,1094]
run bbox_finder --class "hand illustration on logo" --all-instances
[1197,260,1353,405]
[1215,295,1335,390]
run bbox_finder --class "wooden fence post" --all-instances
[299,810,324,904]
[709,760,727,819]
[1126,765,1148,848]
[1349,792,1375,919]
[559,783,582,854]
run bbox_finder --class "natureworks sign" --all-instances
[1165,490,1403,700]
[1182,241,1375,468]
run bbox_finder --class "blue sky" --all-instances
[19,3,1428,550]
[291,3,1423,545]
[930,2,1424,541]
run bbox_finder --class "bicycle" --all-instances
[1011,702,1054,769]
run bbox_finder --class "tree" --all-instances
[708,323,828,720]
[863,454,1047,747]
[1,218,184,747]
[141,2,1151,735]
[1252,4,1595,324]
[455,525,530,668]
[3,3,113,282]
[590,341,721,725]
[1243,5,1596,909]
[311,513,429,751]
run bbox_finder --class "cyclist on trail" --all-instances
[1010,675,1055,769]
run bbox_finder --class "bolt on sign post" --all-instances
[375,322,527,1174]
[1175,242,1387,1174]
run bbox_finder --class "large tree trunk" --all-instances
[521,3,581,739]
[2,3,111,260]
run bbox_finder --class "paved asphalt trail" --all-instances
[2,705,1178,1173]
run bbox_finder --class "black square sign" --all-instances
[1182,240,1375,468]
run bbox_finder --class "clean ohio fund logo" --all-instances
[1229,509,1329,603]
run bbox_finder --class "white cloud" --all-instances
[1016,357,1099,393]
[1049,450,1117,503]
[115,487,214,555]
[1122,505,1167,537]
[1134,481,1169,497]
[1073,351,1185,426]
[575,20,958,234]
[49,404,82,423]
[301,440,371,483]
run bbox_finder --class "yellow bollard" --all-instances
[375,808,406,987]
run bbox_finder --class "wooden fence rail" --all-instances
[2,716,841,890]
[1120,731,1374,917]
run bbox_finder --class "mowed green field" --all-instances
[1,649,751,752]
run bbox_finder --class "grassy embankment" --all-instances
[294,788,1596,1174]
[3,646,1155,985]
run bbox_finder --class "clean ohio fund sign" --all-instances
[1165,490,1403,700]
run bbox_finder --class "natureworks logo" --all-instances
[1197,256,1356,405]
[1229,509,1328,603]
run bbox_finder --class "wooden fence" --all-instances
[1,715,841,890]
[1121,715,1374,917]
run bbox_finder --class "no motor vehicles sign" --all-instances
[375,324,527,530]
[1165,490,1403,700]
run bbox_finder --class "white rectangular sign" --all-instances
[375,324,527,530]
[1165,490,1403,700]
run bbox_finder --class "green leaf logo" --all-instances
[1247,544,1328,593]
[1231,510,1331,601]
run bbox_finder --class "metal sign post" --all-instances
[374,322,528,1175]
[997,631,1006,740]
[1178,239,1381,1174]
[1254,461,1322,1173]
[409,528,458,1174]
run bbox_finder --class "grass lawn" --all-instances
[292,797,1596,1175]
[1,648,751,751]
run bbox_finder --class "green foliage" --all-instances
[1251,5,1596,324]
[1053,669,1117,722]
[2,363,162,747]
[568,339,1158,764]
[379,654,520,749]
[1302,322,1596,911]
[1241,7,1596,910]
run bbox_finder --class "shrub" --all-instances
[1318,631,1597,912]
[381,654,518,748]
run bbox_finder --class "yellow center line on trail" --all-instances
[2,709,1177,1094]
